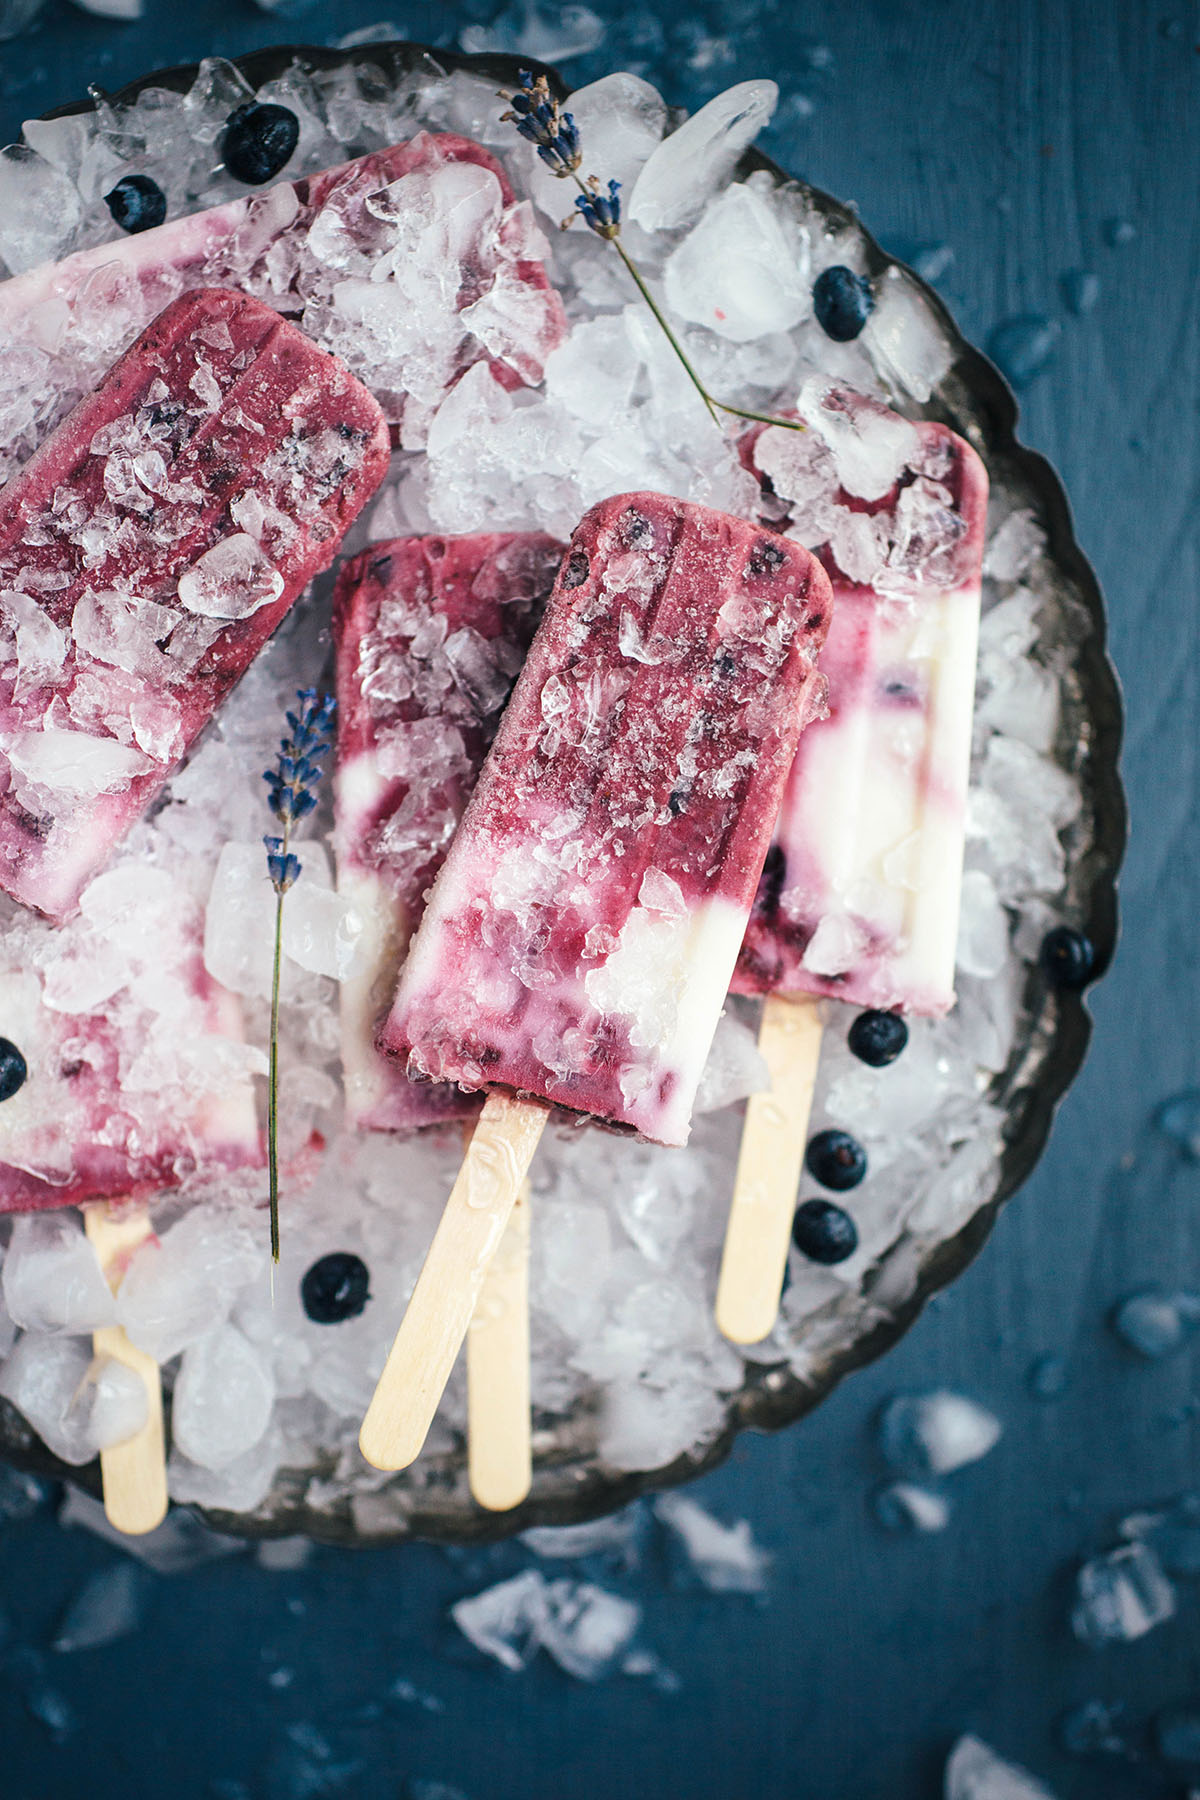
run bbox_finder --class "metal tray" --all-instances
[0,40,1125,1545]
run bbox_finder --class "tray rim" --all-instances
[0,38,1127,1546]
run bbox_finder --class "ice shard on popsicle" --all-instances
[0,132,566,482]
[333,531,564,1131]
[735,404,988,1016]
[380,493,833,1148]
[0,868,261,1214]
[0,285,389,920]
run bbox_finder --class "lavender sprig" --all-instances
[501,72,805,436]
[263,688,336,1263]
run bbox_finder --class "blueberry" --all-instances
[1039,925,1095,989]
[300,1252,370,1324]
[0,1038,27,1102]
[104,174,167,235]
[220,102,300,186]
[805,1128,867,1191]
[847,1009,908,1067]
[792,1198,858,1264]
[812,265,874,341]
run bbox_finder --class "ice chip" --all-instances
[1071,1542,1176,1648]
[663,185,810,343]
[692,1009,769,1113]
[879,1390,1002,1476]
[177,534,285,620]
[945,1735,1058,1800]
[1112,1289,1200,1359]
[874,1482,951,1533]
[654,1491,771,1592]
[2,1211,117,1335]
[53,1563,145,1652]
[629,82,779,232]
[8,727,155,796]
[172,1324,276,1471]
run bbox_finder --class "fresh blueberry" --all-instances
[1039,925,1095,989]
[220,102,300,186]
[805,1128,867,1191]
[104,174,167,235]
[792,1198,859,1264]
[847,1009,908,1067]
[812,265,874,341]
[0,1038,27,1102]
[300,1252,370,1324]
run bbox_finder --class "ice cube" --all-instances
[862,266,954,402]
[1155,1090,1200,1159]
[53,1562,145,1652]
[545,315,641,427]
[796,380,922,502]
[2,1212,117,1335]
[8,727,154,796]
[59,1486,244,1572]
[956,869,1009,979]
[1071,1542,1176,1647]
[692,1009,770,1114]
[986,315,1060,390]
[537,1580,641,1680]
[874,1482,951,1533]
[117,1208,265,1364]
[0,1333,110,1464]
[168,1426,282,1512]
[0,0,47,40]
[460,0,605,61]
[282,880,364,982]
[450,1568,545,1672]
[654,1492,771,1592]
[879,1391,1002,1476]
[1119,1495,1200,1576]
[945,1735,1058,1800]
[1112,1289,1200,1358]
[177,534,284,620]
[172,1324,276,1471]
[663,184,810,343]
[84,1354,149,1450]
[521,1505,643,1564]
[0,145,84,275]
[983,509,1045,582]
[1057,1698,1130,1758]
[629,82,779,233]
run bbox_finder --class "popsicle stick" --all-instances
[715,994,824,1346]
[467,1178,532,1511]
[83,1204,168,1536]
[360,1093,548,1472]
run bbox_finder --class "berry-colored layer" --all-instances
[382,493,833,1148]
[0,286,389,920]
[333,532,564,1131]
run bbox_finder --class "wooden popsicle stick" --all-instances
[715,993,825,1346]
[359,1092,548,1472]
[467,1177,532,1512]
[83,1203,168,1536]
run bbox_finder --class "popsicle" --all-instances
[0,285,389,921]
[0,131,566,483]
[333,531,563,1510]
[360,491,833,1472]
[0,875,262,1531]
[333,531,564,1132]
[715,412,989,1345]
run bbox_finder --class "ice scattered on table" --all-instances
[7,1645,78,1741]
[1071,1541,1176,1648]
[1119,1494,1200,1576]
[879,1391,1002,1477]
[521,1503,643,1565]
[1111,1288,1200,1359]
[59,1485,244,1571]
[459,1,605,62]
[654,1491,770,1592]
[0,58,1094,1516]
[450,1568,641,1681]
[52,1561,145,1652]
[986,315,1061,390]
[874,1481,951,1533]
[1057,1698,1131,1759]
[1155,1090,1200,1159]
[945,1735,1058,1800]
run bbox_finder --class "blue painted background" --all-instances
[1,3,1197,1796]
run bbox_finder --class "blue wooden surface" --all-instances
[0,4,1196,1796]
